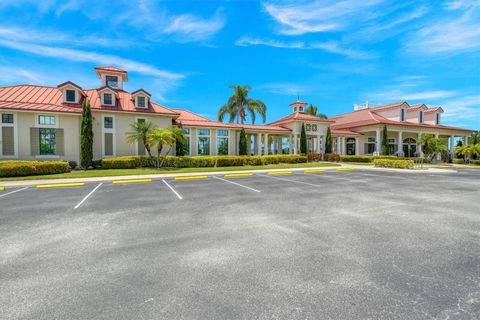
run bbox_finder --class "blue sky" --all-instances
[0,0,479,129]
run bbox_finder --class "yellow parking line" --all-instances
[304,169,326,173]
[224,173,253,178]
[0,186,5,191]
[112,179,152,184]
[267,171,293,175]
[439,165,453,168]
[336,168,355,172]
[175,175,208,181]
[37,182,85,189]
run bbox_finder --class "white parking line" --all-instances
[162,179,183,199]
[262,174,323,187]
[213,176,261,193]
[74,183,103,209]
[0,187,28,198]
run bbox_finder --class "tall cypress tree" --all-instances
[175,123,185,156]
[80,100,93,169]
[381,124,389,155]
[239,129,247,155]
[325,127,332,153]
[300,123,307,154]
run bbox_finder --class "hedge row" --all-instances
[101,155,308,169]
[0,160,71,177]
[452,159,480,165]
[340,155,431,163]
[373,159,414,169]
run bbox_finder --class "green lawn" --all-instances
[0,162,340,181]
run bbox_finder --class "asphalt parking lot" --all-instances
[1,169,479,319]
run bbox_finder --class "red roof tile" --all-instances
[270,112,334,125]
[407,104,427,111]
[424,107,444,113]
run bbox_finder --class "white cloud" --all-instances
[0,39,183,80]
[369,89,457,101]
[263,0,386,35]
[164,10,226,42]
[235,36,372,59]
[258,82,312,95]
[0,66,45,84]
[405,6,480,54]
[441,95,480,127]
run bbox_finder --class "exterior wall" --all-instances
[374,107,404,122]
[15,112,81,162]
[405,111,420,123]
[92,111,173,160]
[424,112,440,125]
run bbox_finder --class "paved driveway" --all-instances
[1,169,479,319]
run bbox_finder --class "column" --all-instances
[317,135,322,154]
[247,135,252,155]
[355,137,359,155]
[255,133,261,155]
[435,133,441,161]
[191,128,197,156]
[289,135,293,154]
[449,135,455,158]
[236,131,240,155]
[211,129,217,155]
[417,133,423,157]
[397,131,403,156]
[375,128,381,156]
[465,136,469,146]
[293,134,298,154]
[264,133,269,155]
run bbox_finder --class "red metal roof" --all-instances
[94,66,127,74]
[408,104,427,111]
[270,112,334,125]
[289,100,308,106]
[424,107,444,113]
[0,85,179,116]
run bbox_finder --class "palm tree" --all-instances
[148,128,186,167]
[470,131,480,145]
[305,104,328,119]
[218,85,266,124]
[126,121,155,157]
[420,134,448,161]
[455,144,480,161]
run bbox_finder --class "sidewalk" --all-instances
[0,163,458,188]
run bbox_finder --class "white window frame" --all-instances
[102,115,116,157]
[36,114,58,128]
[197,128,211,156]
[102,92,115,106]
[0,112,18,158]
[135,95,148,108]
[216,129,229,155]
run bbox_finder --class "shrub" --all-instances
[215,156,248,167]
[307,153,322,162]
[92,160,102,169]
[373,159,414,169]
[470,160,480,166]
[373,155,398,160]
[324,153,340,162]
[340,155,373,163]
[68,161,78,169]
[0,160,70,177]
[101,157,137,169]
[452,159,465,164]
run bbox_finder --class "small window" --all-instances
[306,124,311,131]
[137,118,145,123]
[106,76,118,88]
[436,113,440,125]
[104,117,113,129]
[103,93,113,105]
[137,96,146,108]
[198,129,210,136]
[65,89,76,102]
[400,109,405,121]
[294,107,298,112]
[38,115,56,125]
[2,114,14,124]
[388,138,395,143]
[419,111,424,123]
[368,137,376,143]
[183,128,190,135]
[217,130,229,137]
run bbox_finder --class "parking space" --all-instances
[1,168,480,319]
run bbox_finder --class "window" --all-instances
[367,137,376,154]
[217,130,229,155]
[197,129,210,156]
[137,118,145,123]
[39,128,56,155]
[104,116,113,129]
[400,109,405,121]
[182,128,190,155]
[312,124,317,132]
[38,115,56,125]
[2,114,13,124]
[388,138,396,155]
[106,76,118,88]
[306,124,311,131]
[294,107,298,112]
[65,89,76,103]
[103,93,113,105]
[419,111,424,123]
[137,96,146,108]
[436,113,440,125]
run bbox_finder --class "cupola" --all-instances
[57,81,84,104]
[94,66,128,90]
[289,99,308,113]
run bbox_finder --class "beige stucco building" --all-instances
[0,66,472,162]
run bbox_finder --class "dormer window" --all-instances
[400,109,405,121]
[436,113,440,125]
[65,90,76,103]
[106,76,118,88]
[137,96,146,108]
[419,110,424,123]
[103,93,113,105]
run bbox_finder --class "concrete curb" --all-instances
[0,163,458,188]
